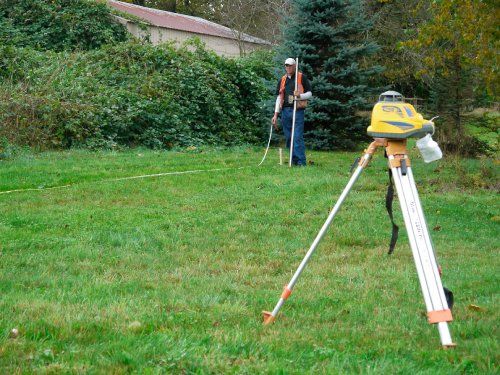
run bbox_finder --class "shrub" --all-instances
[0,0,129,51]
[0,42,274,150]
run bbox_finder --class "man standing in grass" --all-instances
[272,58,312,166]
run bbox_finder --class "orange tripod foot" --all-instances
[262,311,275,325]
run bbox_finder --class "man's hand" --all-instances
[272,114,279,130]
[294,90,301,99]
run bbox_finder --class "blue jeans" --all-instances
[281,107,306,166]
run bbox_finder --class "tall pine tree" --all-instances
[281,0,382,150]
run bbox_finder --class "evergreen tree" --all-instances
[281,0,382,150]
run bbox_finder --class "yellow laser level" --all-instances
[367,91,434,139]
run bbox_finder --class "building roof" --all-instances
[108,0,271,45]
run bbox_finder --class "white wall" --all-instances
[115,17,268,58]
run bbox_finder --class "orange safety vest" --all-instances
[279,72,308,110]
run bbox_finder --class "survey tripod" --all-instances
[262,92,455,348]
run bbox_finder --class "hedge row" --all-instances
[0,0,129,51]
[0,41,274,149]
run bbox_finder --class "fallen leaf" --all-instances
[468,304,484,312]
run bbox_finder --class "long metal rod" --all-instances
[289,57,299,167]
[265,148,377,322]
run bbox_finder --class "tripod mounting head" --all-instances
[367,91,435,139]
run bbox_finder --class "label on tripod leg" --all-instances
[410,201,425,242]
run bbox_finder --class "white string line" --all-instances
[258,123,274,167]
[0,184,73,195]
[0,137,276,196]
[0,166,250,195]
[109,166,247,182]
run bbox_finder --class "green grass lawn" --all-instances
[0,147,498,373]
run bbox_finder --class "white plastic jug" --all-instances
[416,134,443,163]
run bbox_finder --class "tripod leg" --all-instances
[391,164,455,347]
[263,140,383,324]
